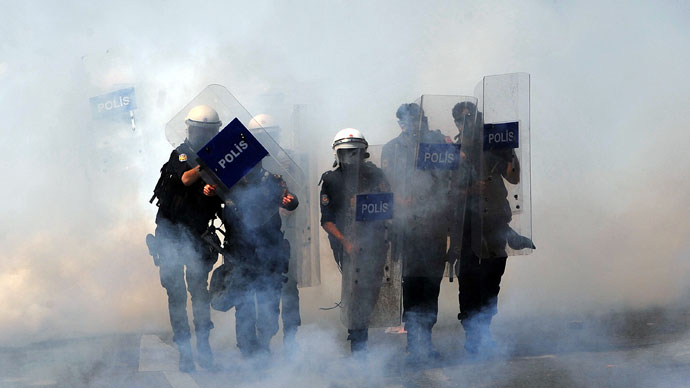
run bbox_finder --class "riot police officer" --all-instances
[382,103,452,362]
[451,101,534,354]
[249,114,302,352]
[320,128,391,355]
[148,105,223,372]
[222,163,298,359]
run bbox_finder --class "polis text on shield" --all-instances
[218,141,249,169]
[488,131,514,145]
[197,118,269,190]
[361,201,389,215]
[356,192,394,221]
[416,143,461,170]
[89,87,137,120]
[98,95,131,113]
[483,122,519,150]
[424,150,455,164]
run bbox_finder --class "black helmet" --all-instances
[396,103,422,121]
[452,101,477,122]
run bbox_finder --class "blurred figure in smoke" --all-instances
[450,101,534,354]
[320,128,391,355]
[382,103,452,362]
[249,114,302,353]
[147,105,223,372]
[222,162,299,359]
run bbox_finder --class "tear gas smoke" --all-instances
[0,0,689,386]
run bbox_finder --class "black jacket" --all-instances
[222,167,298,277]
[155,143,222,234]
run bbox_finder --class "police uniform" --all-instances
[154,142,222,348]
[456,142,512,349]
[320,161,391,350]
[222,167,298,357]
[279,233,301,345]
[278,150,305,347]
[381,128,453,356]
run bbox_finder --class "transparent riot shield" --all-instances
[281,150,321,287]
[82,49,141,175]
[336,146,401,329]
[279,105,320,287]
[418,95,478,277]
[164,85,306,227]
[381,96,474,279]
[247,105,320,287]
[470,73,534,259]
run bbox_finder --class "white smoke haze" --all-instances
[1,0,690,384]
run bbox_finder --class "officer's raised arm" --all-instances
[148,104,223,373]
[181,165,202,186]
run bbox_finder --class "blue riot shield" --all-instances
[164,85,306,229]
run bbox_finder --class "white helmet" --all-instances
[332,128,368,151]
[185,105,222,129]
[248,113,281,139]
[332,128,368,167]
[248,113,277,130]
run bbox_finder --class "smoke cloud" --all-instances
[0,4,689,382]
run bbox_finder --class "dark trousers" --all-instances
[456,252,507,323]
[235,274,283,355]
[403,276,443,328]
[280,271,301,331]
[403,276,443,352]
[156,222,215,344]
[347,328,368,352]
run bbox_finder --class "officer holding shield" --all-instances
[382,103,452,362]
[222,163,299,359]
[451,101,534,354]
[149,105,223,372]
[248,114,304,353]
[320,128,392,354]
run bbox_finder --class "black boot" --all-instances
[195,331,215,370]
[256,336,271,357]
[419,324,441,361]
[238,338,258,360]
[283,326,300,355]
[350,338,367,355]
[347,329,368,357]
[462,319,480,355]
[477,315,497,352]
[177,340,195,373]
[405,324,424,364]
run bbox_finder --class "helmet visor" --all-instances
[188,125,219,148]
[336,148,364,167]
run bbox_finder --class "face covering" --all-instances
[188,127,217,149]
[337,148,363,169]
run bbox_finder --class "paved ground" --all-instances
[2,307,690,387]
